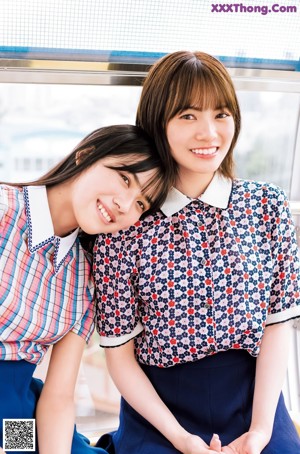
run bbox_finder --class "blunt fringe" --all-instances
[136,51,241,180]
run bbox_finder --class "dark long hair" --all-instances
[3,124,172,214]
[136,51,241,180]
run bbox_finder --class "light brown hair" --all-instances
[136,51,241,180]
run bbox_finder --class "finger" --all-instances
[210,433,222,452]
[221,447,236,453]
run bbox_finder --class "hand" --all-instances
[0,448,7,454]
[221,430,270,454]
[182,433,222,453]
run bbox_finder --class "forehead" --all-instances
[168,69,233,116]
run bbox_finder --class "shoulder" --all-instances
[231,179,288,205]
[0,184,24,219]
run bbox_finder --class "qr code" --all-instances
[3,419,36,452]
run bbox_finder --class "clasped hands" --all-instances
[183,429,270,454]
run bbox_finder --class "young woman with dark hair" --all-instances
[0,124,171,454]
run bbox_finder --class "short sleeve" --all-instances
[93,231,143,347]
[267,187,300,324]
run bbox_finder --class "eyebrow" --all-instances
[133,173,152,205]
[186,104,228,112]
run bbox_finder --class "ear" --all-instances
[75,146,94,165]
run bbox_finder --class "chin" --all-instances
[103,223,122,234]
[80,223,106,235]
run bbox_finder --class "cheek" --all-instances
[130,206,144,222]
[226,121,235,141]
[168,135,183,158]
[129,209,142,223]
[74,173,100,199]
[118,207,141,228]
[166,124,179,148]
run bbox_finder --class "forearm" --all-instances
[250,321,292,436]
[106,340,192,452]
[35,332,86,454]
[36,392,75,454]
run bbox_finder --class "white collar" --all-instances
[24,186,79,271]
[160,173,232,217]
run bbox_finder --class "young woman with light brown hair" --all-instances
[94,52,300,454]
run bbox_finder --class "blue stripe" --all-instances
[0,186,94,363]
[0,46,299,71]
[14,250,38,340]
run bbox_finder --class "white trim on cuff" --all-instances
[99,321,144,347]
[266,305,300,325]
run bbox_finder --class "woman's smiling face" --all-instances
[166,107,235,182]
[70,155,154,234]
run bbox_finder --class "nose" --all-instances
[113,191,137,214]
[195,117,218,141]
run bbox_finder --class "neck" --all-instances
[175,170,215,198]
[47,184,78,237]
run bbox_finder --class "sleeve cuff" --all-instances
[266,305,300,325]
[99,321,144,347]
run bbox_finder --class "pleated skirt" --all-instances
[0,360,107,454]
[96,349,300,454]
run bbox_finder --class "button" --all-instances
[205,303,212,309]
[201,258,206,266]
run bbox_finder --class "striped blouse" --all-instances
[0,184,95,364]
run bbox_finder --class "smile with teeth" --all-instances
[191,147,218,155]
[97,202,112,222]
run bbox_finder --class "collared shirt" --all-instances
[94,174,300,368]
[0,184,95,364]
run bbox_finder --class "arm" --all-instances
[223,321,292,454]
[106,339,221,454]
[251,321,292,436]
[36,331,86,454]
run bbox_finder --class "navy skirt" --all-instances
[96,349,300,454]
[0,360,107,454]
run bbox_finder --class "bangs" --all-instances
[166,62,236,120]
[108,155,168,214]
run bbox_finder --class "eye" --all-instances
[179,113,195,120]
[137,200,146,211]
[120,173,130,186]
[216,111,231,119]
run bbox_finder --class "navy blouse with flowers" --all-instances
[94,173,300,368]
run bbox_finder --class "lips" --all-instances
[97,200,114,223]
